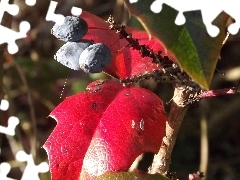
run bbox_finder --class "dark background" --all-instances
[1,0,240,179]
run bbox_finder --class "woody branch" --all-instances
[106,15,240,176]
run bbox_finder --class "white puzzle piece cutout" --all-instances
[150,0,219,37]
[0,99,9,111]
[129,0,240,37]
[0,0,82,54]
[16,151,49,180]
[0,21,30,54]
[0,0,33,54]
[45,1,65,25]
[46,0,82,25]
[25,0,36,6]
[0,0,19,23]
[0,162,16,180]
[129,0,139,3]
[0,116,19,136]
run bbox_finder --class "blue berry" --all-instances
[54,40,93,70]
[79,43,112,73]
[52,16,88,42]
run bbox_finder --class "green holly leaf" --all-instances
[124,0,229,89]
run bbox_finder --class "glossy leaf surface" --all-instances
[81,11,175,80]
[44,80,166,180]
[124,0,229,89]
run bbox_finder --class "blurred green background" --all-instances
[1,0,240,179]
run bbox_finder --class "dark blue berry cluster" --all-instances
[52,16,112,73]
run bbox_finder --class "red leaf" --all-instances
[81,11,175,79]
[44,80,166,180]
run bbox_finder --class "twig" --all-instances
[106,15,201,175]
[149,86,189,174]
[200,114,208,180]
[12,60,37,159]
[106,15,199,89]
[107,15,174,66]
[106,15,240,175]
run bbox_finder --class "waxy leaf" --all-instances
[96,169,169,180]
[124,0,229,89]
[44,80,166,180]
[81,11,175,80]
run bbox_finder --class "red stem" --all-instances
[199,87,240,99]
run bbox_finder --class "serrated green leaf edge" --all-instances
[124,0,229,89]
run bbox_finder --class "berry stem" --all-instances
[106,16,202,175]
[106,15,240,175]
[106,15,173,65]
[106,15,200,90]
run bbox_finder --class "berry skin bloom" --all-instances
[52,16,88,42]
[79,43,112,73]
[55,40,94,70]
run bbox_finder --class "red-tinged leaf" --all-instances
[44,80,166,180]
[105,26,176,80]
[96,169,169,180]
[81,11,175,79]
[44,80,122,180]
[81,11,121,54]
[124,1,229,89]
